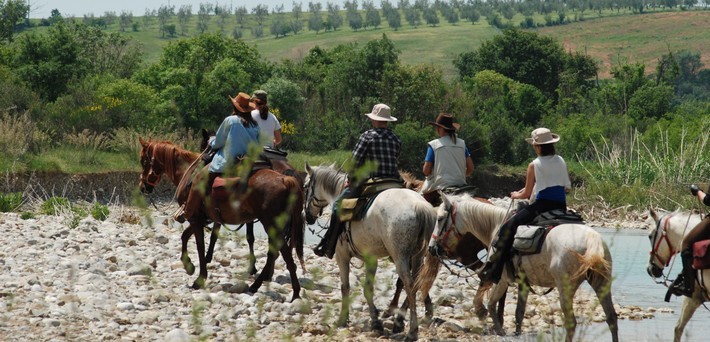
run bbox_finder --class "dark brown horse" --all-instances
[197,129,304,277]
[138,138,305,301]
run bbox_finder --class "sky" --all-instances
[30,0,378,19]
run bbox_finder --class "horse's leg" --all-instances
[558,282,579,342]
[487,282,508,336]
[394,259,418,341]
[279,242,301,302]
[180,225,195,275]
[336,253,352,327]
[205,223,220,264]
[246,221,257,276]
[363,257,384,334]
[515,282,530,335]
[249,236,278,294]
[191,218,208,289]
[474,281,493,319]
[383,277,403,318]
[589,274,618,342]
[674,296,702,342]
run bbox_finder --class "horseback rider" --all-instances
[667,184,710,297]
[313,103,402,259]
[251,90,282,148]
[180,92,260,222]
[478,127,571,284]
[420,113,475,206]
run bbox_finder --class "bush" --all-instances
[0,112,52,158]
[0,192,23,212]
[394,122,435,175]
[41,197,71,215]
[20,212,35,220]
[91,202,110,221]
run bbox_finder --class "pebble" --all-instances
[0,207,662,341]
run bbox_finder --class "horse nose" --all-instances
[647,265,662,278]
[140,184,154,194]
[305,212,316,225]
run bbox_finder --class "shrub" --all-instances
[0,112,52,158]
[41,197,71,215]
[0,192,23,212]
[91,202,110,221]
[20,212,35,220]
[62,129,111,165]
[394,122,435,175]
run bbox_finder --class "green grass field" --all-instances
[52,8,708,80]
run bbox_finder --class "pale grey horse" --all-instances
[304,163,436,341]
[418,194,618,342]
[647,208,705,342]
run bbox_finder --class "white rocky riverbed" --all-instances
[0,206,664,341]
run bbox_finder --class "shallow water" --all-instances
[228,220,709,341]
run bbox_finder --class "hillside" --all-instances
[536,11,710,78]
[52,9,709,80]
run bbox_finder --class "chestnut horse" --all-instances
[138,138,305,301]
[197,129,303,277]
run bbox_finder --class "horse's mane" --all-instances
[150,141,200,162]
[449,194,508,243]
[400,170,423,191]
[315,164,348,196]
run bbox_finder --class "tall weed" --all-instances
[579,122,709,210]
[109,127,201,154]
[0,112,51,158]
[62,129,111,165]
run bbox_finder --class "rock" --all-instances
[127,265,152,277]
[155,236,170,244]
[165,328,190,342]
[116,302,135,311]
[226,281,249,294]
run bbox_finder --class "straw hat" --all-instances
[364,104,397,122]
[525,127,560,145]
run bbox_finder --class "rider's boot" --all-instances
[173,204,186,223]
[477,245,505,285]
[314,213,343,259]
[666,247,695,301]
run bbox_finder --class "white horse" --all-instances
[417,194,618,342]
[304,163,436,341]
[647,208,706,342]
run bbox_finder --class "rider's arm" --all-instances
[700,190,709,207]
[422,145,434,176]
[210,117,233,150]
[511,162,535,200]
[273,129,282,147]
[465,157,474,177]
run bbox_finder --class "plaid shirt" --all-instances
[352,128,402,179]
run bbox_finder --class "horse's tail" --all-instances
[572,230,612,283]
[414,205,440,298]
[284,175,306,272]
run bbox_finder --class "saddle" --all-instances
[339,178,404,222]
[692,239,710,270]
[512,209,585,255]
[423,185,478,206]
[208,148,290,202]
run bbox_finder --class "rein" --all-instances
[649,212,695,286]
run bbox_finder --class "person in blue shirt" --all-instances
[180,92,260,222]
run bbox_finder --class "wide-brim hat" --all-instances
[429,113,460,131]
[526,127,560,145]
[364,103,397,122]
[229,92,256,113]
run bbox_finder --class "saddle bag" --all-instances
[513,225,549,255]
[338,178,404,222]
[692,239,710,270]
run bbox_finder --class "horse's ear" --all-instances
[649,207,659,222]
[305,161,312,174]
[439,190,450,207]
[139,137,148,147]
[201,128,209,139]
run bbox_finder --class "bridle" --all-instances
[305,172,330,216]
[140,144,163,190]
[649,213,676,270]
[429,201,463,256]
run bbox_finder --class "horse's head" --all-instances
[429,192,460,256]
[138,137,163,194]
[303,162,330,224]
[200,128,214,152]
[647,207,676,278]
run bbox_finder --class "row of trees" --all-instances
[1,18,707,174]
[12,0,708,42]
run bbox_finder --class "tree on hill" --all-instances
[423,6,439,26]
[118,11,133,32]
[216,4,230,33]
[252,4,269,26]
[364,1,381,29]
[405,7,421,27]
[326,2,343,31]
[345,0,363,31]
[143,9,155,29]
[307,2,323,33]
[197,3,212,34]
[157,5,175,38]
[176,6,191,36]
[291,2,304,34]
[235,6,248,28]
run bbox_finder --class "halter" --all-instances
[649,213,676,268]
[140,144,163,188]
[305,172,330,216]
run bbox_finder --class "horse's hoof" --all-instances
[392,321,404,334]
[405,332,418,341]
[191,277,205,290]
[248,285,260,293]
[371,319,384,333]
[475,308,488,320]
[382,308,395,318]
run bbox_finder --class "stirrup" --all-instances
[172,206,186,223]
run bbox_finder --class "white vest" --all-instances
[421,137,467,193]
[530,155,571,201]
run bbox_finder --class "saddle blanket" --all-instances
[692,239,710,270]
